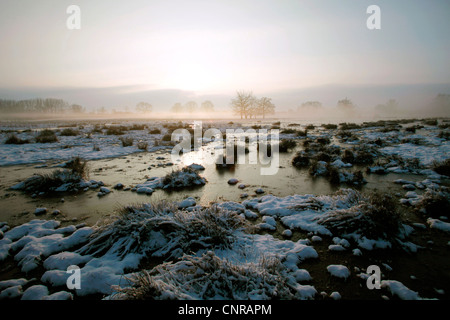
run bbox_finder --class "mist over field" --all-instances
[0,0,449,307]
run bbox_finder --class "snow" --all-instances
[381,140,450,166]
[187,163,205,171]
[0,285,23,299]
[329,291,341,300]
[0,219,93,272]
[43,252,92,270]
[178,197,196,209]
[427,218,450,232]
[282,229,293,238]
[294,269,312,282]
[330,160,352,168]
[327,265,350,280]
[34,208,47,215]
[255,188,265,194]
[136,167,206,191]
[381,280,421,300]
[328,244,346,252]
[21,285,49,300]
[0,123,170,166]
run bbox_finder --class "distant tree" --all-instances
[136,102,152,113]
[300,101,323,109]
[70,104,84,113]
[200,100,215,113]
[185,101,198,113]
[375,99,399,115]
[171,102,184,113]
[430,93,450,114]
[256,97,275,119]
[230,90,255,119]
[337,97,356,116]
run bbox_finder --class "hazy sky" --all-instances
[0,0,449,111]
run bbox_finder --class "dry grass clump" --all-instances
[78,202,253,259]
[112,252,297,300]
[415,188,450,218]
[432,158,450,176]
[12,157,89,194]
[35,129,58,143]
[4,134,29,144]
[278,139,297,153]
[317,191,402,241]
[119,136,134,147]
[60,128,79,136]
[64,156,89,179]
[162,167,206,189]
[137,141,148,150]
[292,151,310,168]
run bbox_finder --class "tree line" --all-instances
[170,100,215,113]
[0,98,85,114]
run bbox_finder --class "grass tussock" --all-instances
[106,127,125,136]
[35,129,58,143]
[60,128,79,136]
[278,139,297,153]
[415,188,450,218]
[162,167,206,189]
[78,202,253,259]
[119,136,134,147]
[112,252,298,300]
[4,134,29,144]
[12,157,89,194]
[64,156,89,179]
[432,158,450,176]
[317,191,402,241]
[292,151,310,168]
[137,141,148,150]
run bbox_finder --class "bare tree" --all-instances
[256,97,275,119]
[136,102,152,113]
[230,90,255,119]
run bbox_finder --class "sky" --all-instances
[0,0,449,113]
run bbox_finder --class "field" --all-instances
[0,117,449,300]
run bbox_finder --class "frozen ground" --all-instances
[0,118,449,300]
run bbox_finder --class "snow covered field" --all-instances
[0,118,449,300]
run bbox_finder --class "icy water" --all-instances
[0,138,425,227]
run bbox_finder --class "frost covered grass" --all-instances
[415,188,450,218]
[10,157,93,195]
[78,201,253,260]
[317,191,402,242]
[112,252,303,300]
[162,167,206,190]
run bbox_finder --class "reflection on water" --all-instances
[0,139,427,227]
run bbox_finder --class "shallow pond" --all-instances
[0,139,428,227]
